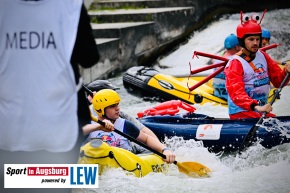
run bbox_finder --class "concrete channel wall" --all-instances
[81,0,290,84]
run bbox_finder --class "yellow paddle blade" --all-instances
[176,161,211,177]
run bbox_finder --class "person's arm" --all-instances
[136,130,175,163]
[70,4,99,86]
[261,51,290,87]
[140,127,159,140]
[82,119,114,135]
[225,59,259,111]
[124,120,175,163]
[71,4,100,68]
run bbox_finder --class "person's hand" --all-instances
[162,149,176,164]
[255,103,273,113]
[100,119,114,132]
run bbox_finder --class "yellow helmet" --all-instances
[92,89,121,117]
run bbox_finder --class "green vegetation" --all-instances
[145,14,152,21]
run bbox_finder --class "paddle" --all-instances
[83,85,211,177]
[83,84,94,97]
[91,115,210,177]
[239,72,290,153]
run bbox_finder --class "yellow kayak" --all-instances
[78,139,168,177]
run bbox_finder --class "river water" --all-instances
[82,9,290,193]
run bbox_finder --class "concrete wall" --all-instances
[81,0,290,83]
[84,0,94,9]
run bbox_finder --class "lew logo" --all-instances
[70,166,98,186]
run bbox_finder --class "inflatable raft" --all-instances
[137,101,290,153]
[123,66,226,106]
[123,66,280,106]
[78,139,168,177]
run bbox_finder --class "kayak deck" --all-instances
[78,139,168,177]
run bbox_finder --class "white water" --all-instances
[82,9,290,193]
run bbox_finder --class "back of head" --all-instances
[92,89,121,117]
[224,34,239,49]
[236,10,266,48]
[262,28,271,39]
[87,80,119,92]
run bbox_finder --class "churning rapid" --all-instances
[81,8,290,193]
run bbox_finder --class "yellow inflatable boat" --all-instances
[78,139,168,177]
[123,66,281,106]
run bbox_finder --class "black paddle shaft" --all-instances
[83,85,94,97]
[97,119,167,159]
[239,73,290,152]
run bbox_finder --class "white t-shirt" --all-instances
[0,0,82,152]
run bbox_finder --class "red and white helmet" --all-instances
[236,9,266,39]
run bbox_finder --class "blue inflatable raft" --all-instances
[138,112,290,153]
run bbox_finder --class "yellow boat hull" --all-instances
[147,73,227,106]
[123,66,284,106]
[78,139,168,177]
[176,75,281,105]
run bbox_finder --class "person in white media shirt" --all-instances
[0,1,100,193]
